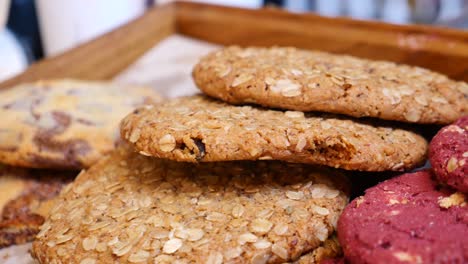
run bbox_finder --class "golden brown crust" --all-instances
[0,165,75,248]
[290,235,342,264]
[32,148,349,263]
[0,79,162,169]
[121,95,428,171]
[193,46,468,124]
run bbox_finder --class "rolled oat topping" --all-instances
[32,147,349,263]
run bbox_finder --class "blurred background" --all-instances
[0,0,467,83]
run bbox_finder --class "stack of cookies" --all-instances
[30,47,467,263]
[0,80,161,248]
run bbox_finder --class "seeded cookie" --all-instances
[32,147,349,263]
[0,164,74,248]
[430,116,468,193]
[121,95,427,171]
[0,80,161,169]
[193,46,468,124]
[338,170,468,264]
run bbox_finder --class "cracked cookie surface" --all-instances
[430,116,468,193]
[193,46,468,124]
[0,80,162,169]
[0,164,74,248]
[338,170,468,264]
[121,95,427,171]
[32,147,349,263]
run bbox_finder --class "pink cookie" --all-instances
[338,170,468,264]
[430,116,468,193]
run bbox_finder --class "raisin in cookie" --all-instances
[193,46,467,124]
[0,164,74,248]
[121,95,427,171]
[32,147,349,263]
[0,80,161,169]
[338,170,467,264]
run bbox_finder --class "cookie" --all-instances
[430,116,468,193]
[0,80,162,169]
[290,235,342,264]
[32,147,349,263]
[338,170,468,264]
[121,95,427,171]
[0,164,74,248]
[193,46,468,124]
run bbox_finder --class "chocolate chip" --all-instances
[32,129,91,169]
[51,111,71,133]
[28,109,91,169]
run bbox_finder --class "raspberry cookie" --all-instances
[193,46,467,124]
[338,170,468,264]
[430,116,468,192]
[0,80,161,169]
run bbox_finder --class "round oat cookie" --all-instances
[338,170,468,264]
[193,46,468,124]
[32,147,349,263]
[121,95,427,171]
[430,116,468,193]
[0,164,75,248]
[0,80,162,169]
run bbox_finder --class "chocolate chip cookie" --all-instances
[430,116,468,192]
[0,80,162,169]
[338,170,467,264]
[121,95,427,171]
[32,147,349,263]
[0,164,74,248]
[193,46,467,124]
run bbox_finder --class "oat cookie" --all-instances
[0,164,74,248]
[0,80,162,169]
[32,148,349,263]
[121,95,427,171]
[193,46,468,124]
[290,235,342,264]
[429,116,468,193]
[338,170,468,264]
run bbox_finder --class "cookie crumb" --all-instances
[393,252,422,264]
[438,192,466,209]
[355,196,365,208]
[446,157,459,172]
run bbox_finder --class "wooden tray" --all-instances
[1,0,467,90]
[1,2,466,263]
